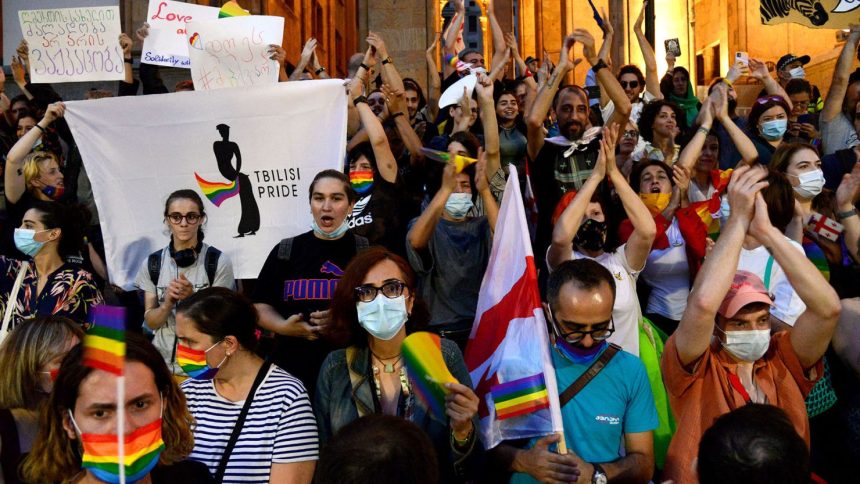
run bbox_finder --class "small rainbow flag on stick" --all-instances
[402,332,457,418]
[195,173,240,207]
[420,147,478,174]
[491,374,551,420]
[219,0,250,18]
[83,306,126,376]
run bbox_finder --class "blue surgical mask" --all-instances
[311,219,349,239]
[789,66,805,79]
[356,295,409,341]
[444,193,473,219]
[759,119,787,141]
[14,228,46,257]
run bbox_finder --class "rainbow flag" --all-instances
[491,374,550,420]
[802,237,830,281]
[219,0,250,18]
[402,332,457,418]
[83,306,125,376]
[176,345,218,379]
[420,147,478,174]
[81,419,165,483]
[195,173,239,207]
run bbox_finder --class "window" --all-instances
[711,45,720,82]
[696,53,705,86]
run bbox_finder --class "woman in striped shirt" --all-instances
[177,288,318,483]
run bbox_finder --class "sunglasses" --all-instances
[620,80,640,89]
[622,130,639,139]
[755,95,784,104]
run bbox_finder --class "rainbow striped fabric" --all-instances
[176,345,218,379]
[420,147,478,174]
[491,374,550,420]
[349,170,374,195]
[802,237,830,281]
[402,332,457,418]
[83,306,126,376]
[81,419,165,483]
[195,173,240,207]
[218,0,250,18]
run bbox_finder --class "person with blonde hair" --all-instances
[0,316,83,483]
[21,332,212,483]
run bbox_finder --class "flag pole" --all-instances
[557,432,568,455]
[118,374,126,484]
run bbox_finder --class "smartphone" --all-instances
[797,114,812,124]
[664,38,681,57]
[735,51,749,68]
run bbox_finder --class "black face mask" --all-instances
[574,219,608,252]
[170,240,201,268]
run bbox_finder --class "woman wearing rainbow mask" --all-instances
[21,332,212,483]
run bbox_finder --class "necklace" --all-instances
[370,348,401,373]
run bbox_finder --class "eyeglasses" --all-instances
[355,280,407,302]
[792,101,810,109]
[755,95,784,104]
[620,80,640,89]
[167,212,202,225]
[622,130,639,139]
[556,318,615,344]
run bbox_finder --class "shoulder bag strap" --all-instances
[345,347,371,418]
[0,261,30,345]
[277,237,295,262]
[148,250,163,287]
[558,344,621,407]
[214,359,272,483]
[204,247,221,287]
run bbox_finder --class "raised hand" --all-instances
[557,35,579,71]
[135,23,150,42]
[712,84,729,122]
[43,102,66,124]
[16,39,29,63]
[570,29,598,66]
[119,33,133,59]
[475,148,489,193]
[475,72,494,100]
[602,123,620,176]
[427,32,441,55]
[268,44,287,63]
[726,165,769,226]
[301,37,318,62]
[836,161,860,209]
[634,1,647,34]
[747,58,770,82]
[366,32,390,60]
[666,51,676,70]
[381,83,406,115]
[11,56,27,85]
[673,163,692,195]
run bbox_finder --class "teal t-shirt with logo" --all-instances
[509,344,659,483]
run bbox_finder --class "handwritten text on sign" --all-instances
[19,7,124,83]
[142,0,219,68]
[186,16,283,91]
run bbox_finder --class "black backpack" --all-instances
[148,246,221,287]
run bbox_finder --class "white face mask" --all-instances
[356,295,409,341]
[718,328,771,362]
[789,169,825,199]
[444,192,474,219]
[789,66,805,79]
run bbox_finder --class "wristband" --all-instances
[315,67,326,75]
[722,77,733,87]
[837,208,858,220]
[382,56,393,65]
[592,59,608,73]
[35,124,47,133]
[353,95,368,106]
[697,126,711,136]
[124,57,133,63]
[391,112,405,119]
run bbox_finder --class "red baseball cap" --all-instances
[717,271,774,318]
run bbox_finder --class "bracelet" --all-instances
[697,126,711,136]
[353,95,368,106]
[836,208,858,220]
[592,59,608,73]
[124,57,133,63]
[382,56,393,65]
[35,124,47,133]
[722,77,734,87]
[359,63,369,71]
[451,427,473,447]
[315,67,326,75]
[391,112,405,119]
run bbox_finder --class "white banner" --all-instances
[142,0,220,68]
[19,6,125,83]
[186,15,283,90]
[64,81,347,289]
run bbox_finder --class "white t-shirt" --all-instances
[688,180,717,204]
[134,243,235,373]
[737,239,806,326]
[182,365,319,483]
[548,244,643,356]
[601,91,656,126]
[640,219,690,321]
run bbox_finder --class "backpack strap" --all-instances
[148,250,163,287]
[559,343,621,407]
[204,247,222,286]
[277,237,295,262]
[354,234,369,253]
[346,347,372,418]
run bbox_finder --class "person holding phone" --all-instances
[784,79,821,146]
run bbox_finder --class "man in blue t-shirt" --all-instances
[495,259,657,483]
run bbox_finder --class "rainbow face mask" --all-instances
[639,192,672,216]
[176,340,226,380]
[70,409,165,484]
[349,170,374,195]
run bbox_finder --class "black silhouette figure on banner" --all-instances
[214,124,260,237]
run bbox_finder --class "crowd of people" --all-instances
[1,1,859,482]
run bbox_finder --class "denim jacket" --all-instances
[314,338,481,482]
